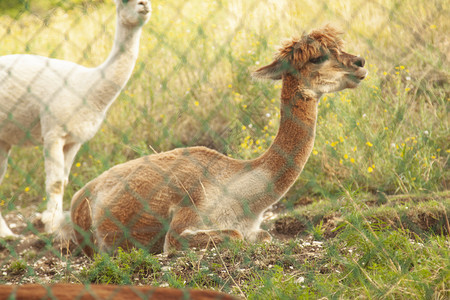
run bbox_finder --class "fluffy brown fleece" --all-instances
[70,25,367,256]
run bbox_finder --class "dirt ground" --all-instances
[0,203,321,286]
[1,195,448,286]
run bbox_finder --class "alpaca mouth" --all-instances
[138,5,151,15]
[354,67,368,80]
[347,68,368,87]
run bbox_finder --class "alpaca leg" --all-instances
[62,142,81,187]
[0,141,16,237]
[0,141,10,182]
[0,215,16,237]
[163,208,244,253]
[42,137,65,233]
[248,229,272,243]
[179,228,244,249]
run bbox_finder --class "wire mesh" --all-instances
[0,0,448,298]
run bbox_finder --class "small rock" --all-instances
[295,276,305,284]
[161,266,172,272]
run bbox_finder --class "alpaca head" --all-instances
[116,0,152,28]
[253,25,367,97]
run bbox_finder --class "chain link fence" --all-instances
[0,0,448,298]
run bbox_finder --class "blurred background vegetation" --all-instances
[0,0,105,16]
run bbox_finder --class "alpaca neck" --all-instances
[252,74,318,207]
[90,18,143,111]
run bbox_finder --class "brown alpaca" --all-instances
[71,25,367,256]
[0,284,237,300]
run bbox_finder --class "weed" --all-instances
[7,260,27,276]
[81,248,161,284]
[309,220,325,241]
[22,250,37,262]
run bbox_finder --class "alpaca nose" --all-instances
[138,0,148,6]
[353,56,365,68]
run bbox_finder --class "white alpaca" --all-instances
[0,0,151,237]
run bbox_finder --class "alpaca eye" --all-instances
[122,0,129,4]
[309,55,328,64]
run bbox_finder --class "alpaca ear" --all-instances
[252,60,285,80]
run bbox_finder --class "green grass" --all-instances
[0,0,448,298]
[7,259,27,275]
[81,248,161,285]
[76,192,448,298]
[77,225,448,298]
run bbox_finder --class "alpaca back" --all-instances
[0,54,100,145]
